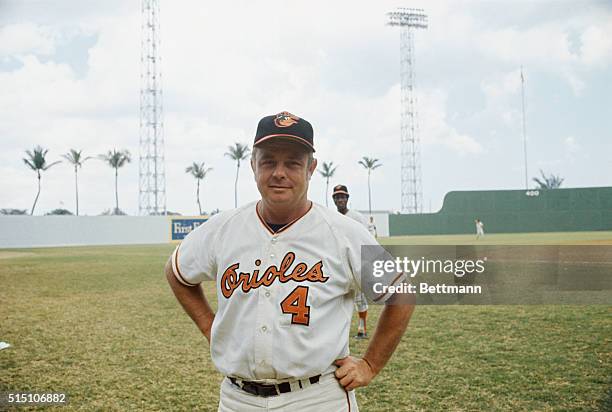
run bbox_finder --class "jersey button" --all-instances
[271,238,277,244]
[270,253,275,259]
[261,325,268,332]
[265,291,271,298]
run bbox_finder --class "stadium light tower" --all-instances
[387,8,428,213]
[139,0,166,215]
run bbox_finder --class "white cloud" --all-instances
[481,69,522,99]
[579,24,612,67]
[419,88,484,155]
[474,12,612,95]
[477,24,575,66]
[0,22,56,57]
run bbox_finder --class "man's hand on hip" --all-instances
[334,356,375,391]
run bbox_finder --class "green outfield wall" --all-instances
[389,186,612,236]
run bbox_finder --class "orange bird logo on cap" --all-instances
[274,111,300,128]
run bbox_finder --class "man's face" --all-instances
[333,194,348,212]
[251,140,317,206]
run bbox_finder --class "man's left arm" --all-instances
[335,297,414,391]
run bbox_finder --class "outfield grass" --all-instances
[1,238,610,411]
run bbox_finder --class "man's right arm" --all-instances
[165,258,215,342]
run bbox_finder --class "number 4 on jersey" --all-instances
[280,286,310,326]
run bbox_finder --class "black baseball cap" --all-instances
[254,111,315,152]
[332,184,349,197]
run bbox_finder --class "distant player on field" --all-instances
[367,216,378,238]
[332,184,370,340]
[475,218,485,238]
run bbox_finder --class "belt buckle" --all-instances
[241,382,261,397]
[257,383,276,398]
[245,381,277,398]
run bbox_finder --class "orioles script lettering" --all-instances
[221,252,329,298]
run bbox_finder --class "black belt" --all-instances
[229,375,320,398]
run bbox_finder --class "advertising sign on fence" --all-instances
[169,216,209,242]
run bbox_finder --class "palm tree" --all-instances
[225,142,250,208]
[358,156,382,216]
[185,162,213,215]
[533,169,564,189]
[0,209,27,215]
[318,161,338,207]
[61,149,93,216]
[99,149,131,214]
[23,146,61,215]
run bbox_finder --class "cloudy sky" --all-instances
[1,0,611,216]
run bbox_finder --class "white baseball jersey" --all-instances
[367,221,378,237]
[344,209,368,229]
[171,201,401,382]
[476,221,484,235]
[343,209,371,313]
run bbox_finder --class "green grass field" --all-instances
[1,232,611,411]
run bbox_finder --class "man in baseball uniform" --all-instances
[475,218,485,238]
[165,111,414,411]
[332,184,370,340]
[367,216,378,238]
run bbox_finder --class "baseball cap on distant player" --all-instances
[332,184,349,197]
[254,111,315,152]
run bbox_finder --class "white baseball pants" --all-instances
[354,292,368,313]
[217,372,359,412]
